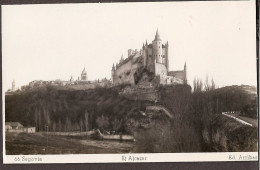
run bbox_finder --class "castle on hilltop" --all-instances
[111,30,187,86]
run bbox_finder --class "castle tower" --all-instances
[184,62,187,84]
[111,63,115,83]
[120,54,124,63]
[12,80,15,91]
[165,41,169,71]
[152,29,163,64]
[81,67,87,81]
[142,43,148,67]
[70,76,74,82]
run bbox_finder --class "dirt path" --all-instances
[233,115,258,127]
[229,114,258,127]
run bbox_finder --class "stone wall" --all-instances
[113,54,143,85]
[119,86,159,102]
[168,70,185,81]
[154,63,167,76]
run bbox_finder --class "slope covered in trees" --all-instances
[5,85,153,133]
[5,81,257,152]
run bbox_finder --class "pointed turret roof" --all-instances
[112,63,115,71]
[70,75,74,82]
[82,67,87,74]
[154,29,162,41]
[120,54,124,63]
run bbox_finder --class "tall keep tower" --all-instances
[81,68,87,81]
[152,29,163,64]
[111,64,115,83]
[141,29,169,76]
[165,41,169,71]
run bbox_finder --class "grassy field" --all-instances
[5,132,133,155]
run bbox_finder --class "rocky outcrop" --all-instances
[119,69,160,101]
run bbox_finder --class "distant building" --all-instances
[5,122,24,132]
[111,30,187,86]
[24,127,36,133]
[5,122,36,133]
[81,67,87,81]
[5,124,12,132]
[70,76,74,82]
[6,80,19,94]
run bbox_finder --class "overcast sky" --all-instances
[2,1,257,92]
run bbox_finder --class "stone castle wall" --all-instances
[113,54,143,85]
[168,70,185,82]
[154,63,167,76]
[119,86,159,102]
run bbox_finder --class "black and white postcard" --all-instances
[2,0,258,164]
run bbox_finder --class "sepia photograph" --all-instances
[2,0,258,164]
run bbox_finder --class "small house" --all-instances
[5,124,12,132]
[24,127,36,133]
[5,122,24,132]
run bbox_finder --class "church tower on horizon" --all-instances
[81,67,87,81]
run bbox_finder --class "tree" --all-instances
[58,119,62,132]
[96,115,109,130]
[34,108,38,131]
[80,118,84,132]
[65,117,71,132]
[193,77,203,93]
[112,119,122,133]
[52,121,57,132]
[85,111,89,131]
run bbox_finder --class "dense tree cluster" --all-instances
[5,85,152,133]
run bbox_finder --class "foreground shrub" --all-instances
[133,119,201,153]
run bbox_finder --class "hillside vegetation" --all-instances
[5,81,258,152]
[6,85,153,133]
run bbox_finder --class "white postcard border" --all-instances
[3,152,258,164]
[2,0,258,164]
